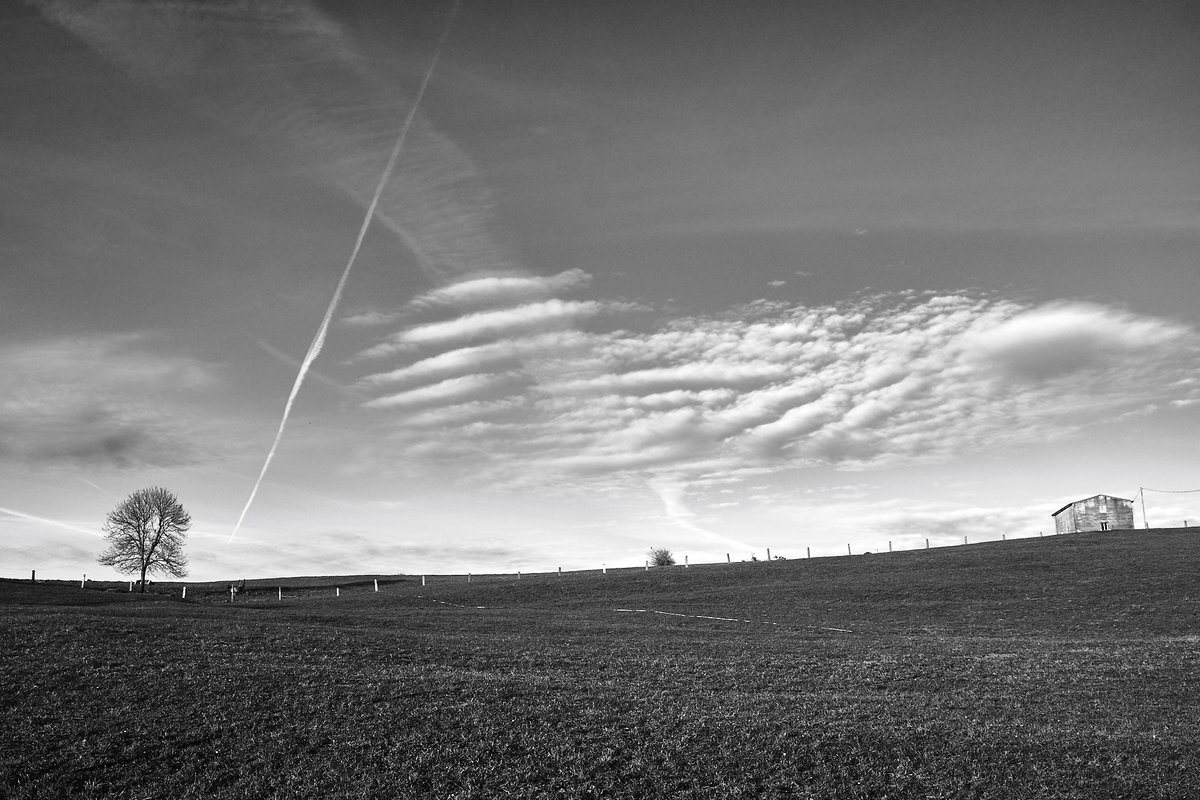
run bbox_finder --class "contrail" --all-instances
[255,339,344,393]
[77,477,112,496]
[229,0,463,543]
[0,506,101,537]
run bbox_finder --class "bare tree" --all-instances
[98,487,190,592]
[648,547,676,567]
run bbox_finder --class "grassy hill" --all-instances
[3,529,1199,798]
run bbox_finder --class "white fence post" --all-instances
[374,579,378,592]
[278,586,282,600]
[81,573,86,588]
[181,586,187,599]
[603,563,607,574]
[336,587,340,597]
[422,575,426,586]
[685,555,689,568]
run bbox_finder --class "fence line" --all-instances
[30,524,1193,589]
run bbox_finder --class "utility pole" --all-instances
[1140,487,1149,529]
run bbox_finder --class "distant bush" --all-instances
[648,547,676,567]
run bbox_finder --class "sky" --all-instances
[3,0,1199,581]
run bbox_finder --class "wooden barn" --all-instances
[1051,494,1136,534]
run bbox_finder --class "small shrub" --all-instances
[648,547,676,567]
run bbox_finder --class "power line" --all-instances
[1135,486,1200,530]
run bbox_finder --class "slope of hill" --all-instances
[399,528,1200,635]
[3,529,1198,799]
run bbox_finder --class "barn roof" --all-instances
[1051,494,1134,518]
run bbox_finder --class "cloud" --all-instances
[364,373,524,411]
[0,334,222,469]
[964,301,1188,381]
[357,300,615,359]
[409,269,593,311]
[0,505,103,538]
[356,331,592,390]
[340,310,403,328]
[343,270,594,335]
[549,362,791,396]
[36,0,520,282]
[350,291,1200,495]
[743,394,845,455]
[645,475,754,551]
[397,398,531,429]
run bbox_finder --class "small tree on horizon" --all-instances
[648,547,676,567]
[98,486,190,592]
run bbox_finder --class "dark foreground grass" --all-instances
[3,530,1199,798]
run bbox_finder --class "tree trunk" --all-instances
[139,566,147,593]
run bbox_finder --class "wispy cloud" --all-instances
[645,475,753,552]
[0,505,102,537]
[255,340,344,392]
[36,0,516,283]
[340,310,404,329]
[0,333,223,469]
[352,289,1200,501]
[356,331,592,390]
[408,269,593,311]
[356,299,624,359]
[364,373,524,411]
[962,301,1187,381]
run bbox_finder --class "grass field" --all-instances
[3,529,1199,798]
